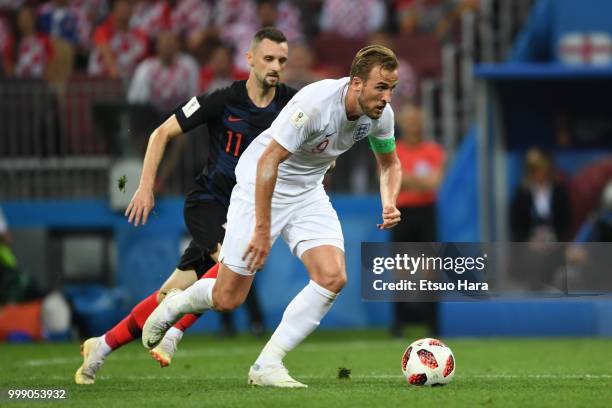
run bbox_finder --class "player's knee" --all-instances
[213,297,241,312]
[211,288,243,312]
[327,270,348,293]
[313,266,347,293]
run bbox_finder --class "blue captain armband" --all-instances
[367,136,396,153]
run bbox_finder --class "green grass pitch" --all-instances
[1,330,611,407]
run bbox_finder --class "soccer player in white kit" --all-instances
[142,45,402,388]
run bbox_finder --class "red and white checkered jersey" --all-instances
[214,0,258,65]
[130,0,172,38]
[88,16,148,79]
[71,0,110,48]
[171,0,212,37]
[277,1,303,43]
[15,34,52,78]
[320,0,386,38]
[127,53,199,113]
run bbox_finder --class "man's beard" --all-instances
[358,95,383,119]
[259,72,279,89]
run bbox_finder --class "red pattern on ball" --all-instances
[417,349,438,369]
[428,339,447,347]
[443,355,455,377]
[401,346,412,371]
[408,373,428,385]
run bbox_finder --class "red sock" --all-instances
[172,263,220,332]
[105,291,159,350]
[174,314,199,332]
[202,263,219,279]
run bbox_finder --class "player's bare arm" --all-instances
[125,114,183,226]
[243,139,292,271]
[375,149,402,230]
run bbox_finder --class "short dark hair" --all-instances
[350,45,399,81]
[251,27,287,49]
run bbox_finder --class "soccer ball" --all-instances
[401,338,455,386]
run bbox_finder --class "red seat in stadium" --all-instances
[394,33,442,79]
[312,32,368,78]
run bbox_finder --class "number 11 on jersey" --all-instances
[225,130,243,157]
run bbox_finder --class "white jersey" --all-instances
[235,77,395,200]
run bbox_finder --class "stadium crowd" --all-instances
[0,0,479,113]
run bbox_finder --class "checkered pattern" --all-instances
[88,16,148,79]
[128,54,199,113]
[130,0,172,38]
[15,35,52,78]
[171,0,212,37]
[319,0,386,38]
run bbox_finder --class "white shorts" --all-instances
[219,184,344,276]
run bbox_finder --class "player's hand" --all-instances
[242,228,271,272]
[125,186,155,227]
[377,205,401,230]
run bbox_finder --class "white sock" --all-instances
[98,336,112,358]
[164,326,184,343]
[254,280,337,368]
[173,278,216,315]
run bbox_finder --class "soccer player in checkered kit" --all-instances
[75,27,297,385]
[142,45,403,388]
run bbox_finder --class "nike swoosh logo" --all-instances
[146,339,158,348]
[325,132,335,138]
[228,116,243,122]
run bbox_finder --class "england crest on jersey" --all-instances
[353,123,371,141]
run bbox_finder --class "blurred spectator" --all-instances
[72,0,110,49]
[391,103,445,338]
[128,30,198,114]
[0,15,14,76]
[277,42,322,90]
[198,44,248,93]
[212,0,256,71]
[14,6,53,78]
[258,0,303,42]
[368,30,418,106]
[396,0,479,41]
[130,0,171,39]
[319,0,386,39]
[213,0,303,71]
[128,30,198,191]
[37,0,80,45]
[509,149,571,291]
[88,0,148,80]
[171,0,212,53]
[510,148,572,242]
